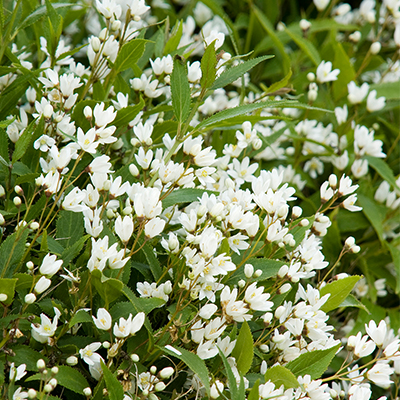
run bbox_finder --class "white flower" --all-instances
[313,0,330,11]
[34,276,51,294]
[115,215,134,244]
[92,308,112,331]
[79,342,102,366]
[366,90,385,112]
[131,312,145,335]
[114,314,133,338]
[12,387,28,400]
[34,135,56,152]
[9,363,27,382]
[367,362,394,388]
[39,254,63,277]
[334,105,348,125]
[316,60,340,83]
[347,81,369,104]
[144,217,166,238]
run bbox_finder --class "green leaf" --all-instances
[332,41,355,101]
[163,345,210,395]
[248,379,260,400]
[0,229,29,278]
[264,68,292,95]
[9,345,47,371]
[101,361,124,400]
[387,243,400,294]
[162,188,217,209]
[252,5,290,74]
[92,270,123,306]
[0,117,15,128]
[286,344,340,379]
[217,347,237,399]
[370,81,400,100]
[284,28,320,66]
[319,276,361,313]
[365,156,400,191]
[357,194,387,243]
[12,119,36,163]
[114,39,148,73]
[56,210,84,249]
[113,97,145,127]
[211,55,273,90]
[61,235,89,266]
[339,294,370,313]
[171,57,191,123]
[195,100,326,131]
[232,320,254,375]
[56,365,90,395]
[69,309,93,328]
[0,278,17,305]
[264,365,299,389]
[0,128,9,164]
[200,40,217,90]
[164,20,183,56]
[139,239,162,280]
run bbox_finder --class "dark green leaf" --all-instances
[211,55,273,90]
[56,365,90,395]
[61,235,89,266]
[248,379,260,400]
[0,229,29,278]
[113,97,145,127]
[139,238,162,280]
[101,361,124,400]
[69,309,93,328]
[217,347,237,399]
[162,188,217,209]
[232,320,253,375]
[264,365,299,389]
[286,344,340,379]
[171,57,191,123]
[9,345,47,371]
[284,28,320,66]
[0,278,17,305]
[320,275,361,313]
[387,243,400,294]
[332,41,355,101]
[12,119,36,163]
[163,345,210,395]
[92,270,123,306]
[56,210,84,248]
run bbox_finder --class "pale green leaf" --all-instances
[357,194,387,243]
[68,309,93,328]
[200,40,217,90]
[162,188,217,209]
[264,365,299,389]
[114,39,149,73]
[232,320,254,375]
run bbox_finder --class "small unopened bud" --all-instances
[370,42,381,55]
[263,312,273,324]
[103,341,111,349]
[222,52,231,61]
[106,209,115,219]
[254,269,262,278]
[34,276,51,294]
[37,359,46,371]
[159,367,174,379]
[142,389,149,396]
[292,206,302,219]
[25,293,36,304]
[351,245,360,254]
[130,138,140,147]
[244,264,254,279]
[26,261,34,270]
[252,138,262,150]
[330,389,339,399]
[308,89,318,102]
[66,356,78,366]
[155,382,166,392]
[275,305,286,319]
[278,265,289,278]
[300,218,309,227]
[299,19,311,31]
[129,164,139,177]
[83,106,92,119]
[278,283,292,294]
[238,279,246,288]
[150,366,157,374]
[328,174,337,189]
[277,204,288,218]
[259,344,269,353]
[0,185,5,197]
[49,378,57,388]
[27,389,37,399]
[43,104,53,119]
[111,20,121,31]
[90,36,100,52]
[0,293,8,302]
[35,176,43,187]
[0,214,5,226]
[30,221,39,230]
[13,196,22,207]
[307,72,315,82]
[131,354,140,362]
[14,185,23,195]
[99,28,107,41]
[349,31,361,43]
[344,236,355,249]
[83,387,92,397]
[51,367,59,375]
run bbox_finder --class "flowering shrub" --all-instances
[0,0,399,399]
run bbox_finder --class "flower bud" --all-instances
[30,221,39,230]
[49,378,57,388]
[14,185,23,195]
[278,265,289,278]
[263,312,273,324]
[13,196,22,207]
[259,344,269,353]
[351,245,360,254]
[159,367,174,379]
[43,104,53,119]
[37,359,46,371]
[210,203,224,218]
[25,293,36,304]
[102,341,111,349]
[275,305,286,319]
[51,367,59,375]
[106,209,115,219]
[83,106,92,119]
[254,269,262,278]
[83,387,92,397]
[99,28,107,41]
[344,236,355,249]
[129,163,139,177]
[26,261,34,270]
[34,276,51,294]
[278,283,292,294]
[0,214,5,226]
[66,356,78,366]
[90,36,100,52]
[300,218,309,227]
[155,382,166,392]
[28,389,37,399]
[252,138,262,150]
[199,304,218,319]
[292,206,302,219]
[299,19,311,31]
[370,42,381,55]
[244,264,254,279]
[349,31,361,43]
[308,89,318,102]
[131,354,140,362]
[328,174,337,189]
[238,279,246,288]
[150,366,157,374]
[0,293,7,302]
[111,20,121,31]
[307,72,315,82]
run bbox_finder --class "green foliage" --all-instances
[171,57,191,124]
[231,320,254,375]
[264,365,299,389]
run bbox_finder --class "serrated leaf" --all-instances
[10,345,48,371]
[164,20,183,56]
[114,39,148,73]
[211,54,273,90]
[171,57,191,123]
[101,361,124,400]
[286,344,340,379]
[61,235,89,266]
[248,379,260,400]
[365,156,400,191]
[284,28,320,66]
[0,278,17,305]
[69,309,93,328]
[264,365,299,389]
[320,276,361,313]
[0,117,15,128]
[56,365,90,394]
[200,40,217,90]
[56,210,84,249]
[264,68,292,95]
[164,345,210,395]
[0,230,29,278]
[139,238,162,280]
[162,188,217,209]
[232,320,254,375]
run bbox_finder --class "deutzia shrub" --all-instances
[0,0,399,399]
